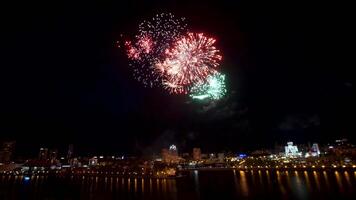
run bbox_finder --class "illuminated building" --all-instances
[169,144,178,156]
[49,149,58,164]
[285,142,301,157]
[38,148,49,160]
[161,145,181,163]
[161,148,169,162]
[311,143,320,157]
[335,138,348,146]
[218,153,225,162]
[209,153,216,159]
[193,148,201,160]
[89,156,98,166]
[70,158,81,167]
[0,141,16,163]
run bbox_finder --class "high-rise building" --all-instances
[67,144,74,160]
[0,141,16,163]
[38,148,49,160]
[193,148,201,160]
[285,142,300,157]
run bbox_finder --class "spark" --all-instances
[157,32,222,94]
[119,13,227,97]
[190,72,227,100]
[123,13,187,87]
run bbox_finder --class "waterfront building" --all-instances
[285,142,301,157]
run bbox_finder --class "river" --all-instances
[0,169,355,199]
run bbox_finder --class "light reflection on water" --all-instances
[0,170,355,200]
[313,171,321,191]
[335,171,344,192]
[239,170,249,197]
[323,171,330,189]
[304,170,311,191]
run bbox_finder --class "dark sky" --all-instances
[0,1,353,157]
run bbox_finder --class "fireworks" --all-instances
[124,13,187,87]
[119,13,227,100]
[190,72,227,100]
[157,33,222,94]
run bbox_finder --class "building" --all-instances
[89,156,98,166]
[0,141,16,163]
[335,138,349,146]
[70,158,81,167]
[193,148,201,160]
[217,153,225,162]
[67,144,74,160]
[285,142,300,157]
[49,149,58,164]
[161,145,181,163]
[161,148,169,162]
[311,143,320,157]
[169,145,178,156]
[50,149,58,160]
[38,148,49,160]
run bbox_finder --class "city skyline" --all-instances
[0,138,353,161]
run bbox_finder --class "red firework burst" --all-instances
[156,32,222,94]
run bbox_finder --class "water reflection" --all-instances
[134,178,137,193]
[193,170,200,199]
[335,171,344,193]
[291,170,308,199]
[258,170,264,187]
[276,170,286,194]
[141,178,145,193]
[313,171,321,191]
[285,171,292,191]
[344,171,352,188]
[304,171,311,191]
[239,170,249,197]
[323,171,330,189]
[265,170,271,186]
[0,170,355,200]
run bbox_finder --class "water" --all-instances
[0,170,355,200]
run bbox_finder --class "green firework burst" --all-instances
[189,72,227,100]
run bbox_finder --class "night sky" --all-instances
[0,1,353,157]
